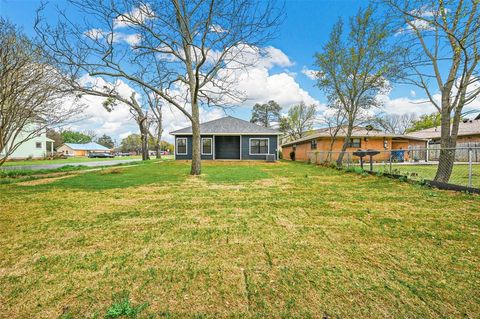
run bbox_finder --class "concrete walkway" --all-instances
[1,159,140,171]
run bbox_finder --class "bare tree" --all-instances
[35,0,283,175]
[318,108,348,161]
[0,19,79,165]
[370,113,417,135]
[279,102,317,142]
[144,91,164,159]
[72,79,152,160]
[385,0,480,182]
[314,6,401,166]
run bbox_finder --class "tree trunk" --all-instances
[139,118,150,161]
[140,130,150,161]
[336,123,353,167]
[155,143,161,159]
[434,106,461,183]
[190,102,201,175]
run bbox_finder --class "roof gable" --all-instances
[170,116,281,135]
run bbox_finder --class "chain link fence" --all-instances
[307,147,480,190]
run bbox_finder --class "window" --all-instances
[201,138,212,155]
[249,138,269,155]
[36,142,42,149]
[347,138,361,148]
[310,139,317,150]
[176,138,187,155]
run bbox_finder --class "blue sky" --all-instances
[1,0,478,143]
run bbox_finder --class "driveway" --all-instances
[1,159,140,171]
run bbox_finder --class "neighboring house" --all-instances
[57,142,112,157]
[281,126,427,162]
[406,115,480,144]
[0,125,54,160]
[170,116,281,160]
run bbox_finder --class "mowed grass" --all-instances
[392,163,480,188]
[2,155,145,167]
[0,160,479,318]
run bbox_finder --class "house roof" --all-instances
[406,118,480,139]
[281,126,427,147]
[62,142,111,151]
[170,116,281,135]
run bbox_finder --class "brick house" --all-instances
[281,126,427,162]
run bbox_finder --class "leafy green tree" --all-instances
[314,6,401,166]
[96,134,115,149]
[280,102,317,142]
[405,113,441,133]
[60,130,93,144]
[250,100,282,127]
[160,141,174,153]
[120,134,142,153]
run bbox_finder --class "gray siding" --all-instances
[241,135,278,160]
[175,134,279,160]
[175,135,214,160]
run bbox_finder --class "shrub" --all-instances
[278,150,283,160]
[289,151,296,161]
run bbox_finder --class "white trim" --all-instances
[249,137,270,156]
[239,136,242,160]
[201,137,213,155]
[176,137,188,155]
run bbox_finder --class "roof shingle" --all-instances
[406,119,480,139]
[170,116,281,135]
[282,126,426,147]
[63,142,111,151]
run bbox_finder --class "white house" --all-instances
[0,125,54,160]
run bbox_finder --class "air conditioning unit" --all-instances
[265,154,276,162]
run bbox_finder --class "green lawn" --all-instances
[2,155,146,166]
[0,160,479,318]
[366,163,480,188]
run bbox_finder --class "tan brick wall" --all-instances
[282,136,427,162]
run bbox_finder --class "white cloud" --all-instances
[301,67,317,80]
[410,90,416,97]
[209,24,227,33]
[60,46,323,143]
[261,46,294,68]
[84,28,141,46]
[113,4,155,29]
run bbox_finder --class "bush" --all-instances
[278,150,283,160]
[289,151,296,161]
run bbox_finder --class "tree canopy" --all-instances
[279,102,317,142]
[60,130,94,144]
[250,100,282,127]
[96,134,115,149]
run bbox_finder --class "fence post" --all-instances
[389,151,392,174]
[468,148,473,188]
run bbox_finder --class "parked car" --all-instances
[88,152,115,158]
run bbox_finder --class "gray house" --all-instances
[170,116,281,160]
